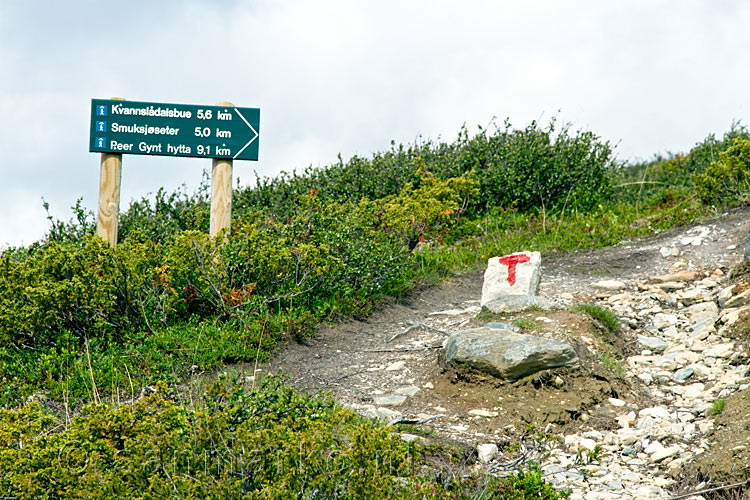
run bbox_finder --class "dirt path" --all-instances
[264,206,750,498]
[268,206,747,402]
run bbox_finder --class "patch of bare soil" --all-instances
[685,388,750,491]
[265,206,750,445]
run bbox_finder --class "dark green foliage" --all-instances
[0,377,568,499]
[694,137,750,204]
[495,465,570,499]
[456,120,614,213]
[231,119,614,223]
[118,178,211,243]
[616,121,749,204]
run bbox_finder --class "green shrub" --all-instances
[376,162,479,250]
[617,122,750,205]
[496,464,570,499]
[228,119,614,222]
[0,378,567,499]
[0,236,119,347]
[694,137,750,204]
[118,183,211,243]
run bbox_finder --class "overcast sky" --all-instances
[1,1,749,248]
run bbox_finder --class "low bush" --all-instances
[0,377,568,499]
[616,122,749,205]
[226,119,615,226]
[694,137,750,204]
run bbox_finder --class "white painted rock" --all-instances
[480,251,541,306]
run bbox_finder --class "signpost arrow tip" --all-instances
[233,108,259,159]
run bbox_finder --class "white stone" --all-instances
[638,373,654,385]
[628,355,654,367]
[480,251,541,306]
[592,279,627,291]
[721,306,750,326]
[636,416,657,430]
[468,409,498,417]
[394,385,421,397]
[663,325,679,338]
[564,435,579,446]
[718,285,735,308]
[477,443,499,463]
[685,301,719,322]
[725,288,750,309]
[638,335,668,353]
[704,343,734,358]
[373,394,407,406]
[639,406,671,421]
[681,288,711,306]
[373,407,403,420]
[579,438,598,451]
[608,397,626,407]
[644,440,665,454]
[652,313,678,329]
[616,414,636,429]
[636,485,666,497]
[385,361,406,371]
[650,446,681,463]
[678,412,695,422]
[653,477,676,488]
[683,383,706,399]
[682,422,696,438]
[400,433,422,443]
[660,247,680,257]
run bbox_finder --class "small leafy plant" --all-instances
[711,397,726,415]
[572,304,621,336]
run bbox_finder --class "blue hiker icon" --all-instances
[96,137,105,148]
[96,121,106,132]
[97,105,107,116]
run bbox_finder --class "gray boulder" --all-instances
[443,327,578,381]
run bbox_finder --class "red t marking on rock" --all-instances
[498,254,531,286]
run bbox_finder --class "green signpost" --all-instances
[89,98,261,246]
[89,99,260,161]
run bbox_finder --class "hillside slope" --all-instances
[267,206,750,499]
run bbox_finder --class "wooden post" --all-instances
[96,97,125,246]
[210,101,234,238]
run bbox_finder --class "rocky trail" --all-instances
[266,207,750,500]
